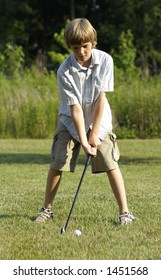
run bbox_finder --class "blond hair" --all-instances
[64,18,97,48]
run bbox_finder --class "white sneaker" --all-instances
[119,212,135,225]
[33,207,53,222]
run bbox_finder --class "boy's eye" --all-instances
[72,44,89,50]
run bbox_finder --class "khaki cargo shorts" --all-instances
[50,121,120,173]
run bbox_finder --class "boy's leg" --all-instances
[44,169,62,209]
[91,131,135,224]
[33,121,80,222]
[33,169,62,222]
[107,168,135,225]
[106,168,128,215]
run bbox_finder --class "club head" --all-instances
[60,227,66,234]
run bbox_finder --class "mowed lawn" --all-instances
[0,139,161,260]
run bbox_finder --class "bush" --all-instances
[0,43,25,78]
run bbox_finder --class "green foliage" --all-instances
[0,0,161,75]
[0,18,160,139]
[0,53,5,70]
[48,20,71,68]
[0,43,25,78]
[48,51,69,67]
[108,70,161,138]
[4,43,25,77]
[0,68,161,138]
[0,69,59,138]
[112,30,138,77]
[53,24,69,52]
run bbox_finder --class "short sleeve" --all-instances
[100,55,114,92]
[57,73,79,106]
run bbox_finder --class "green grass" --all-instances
[0,139,161,260]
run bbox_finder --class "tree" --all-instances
[0,0,161,75]
[112,29,137,77]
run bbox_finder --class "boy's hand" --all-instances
[88,132,101,149]
[82,131,101,157]
[82,143,97,157]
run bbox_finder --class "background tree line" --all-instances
[0,0,161,76]
[0,0,161,139]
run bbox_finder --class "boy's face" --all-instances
[70,42,93,66]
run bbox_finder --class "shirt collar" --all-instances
[91,49,100,66]
[70,49,99,73]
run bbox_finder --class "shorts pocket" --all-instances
[109,132,120,162]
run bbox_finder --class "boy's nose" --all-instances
[79,47,84,54]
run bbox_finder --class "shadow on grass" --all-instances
[0,153,88,165]
[79,154,161,165]
[120,156,161,165]
[0,153,50,164]
[0,153,161,165]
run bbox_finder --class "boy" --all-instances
[34,18,135,225]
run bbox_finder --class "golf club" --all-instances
[61,154,91,234]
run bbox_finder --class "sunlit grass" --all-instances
[0,139,161,260]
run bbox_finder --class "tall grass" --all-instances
[108,71,161,138]
[0,69,59,138]
[0,69,161,138]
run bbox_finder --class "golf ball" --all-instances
[74,229,82,236]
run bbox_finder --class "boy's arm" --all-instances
[70,104,97,156]
[89,91,105,147]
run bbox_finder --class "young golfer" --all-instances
[34,18,135,225]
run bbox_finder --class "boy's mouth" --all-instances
[78,55,86,60]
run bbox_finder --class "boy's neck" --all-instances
[77,57,92,68]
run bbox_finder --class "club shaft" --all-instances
[63,155,91,232]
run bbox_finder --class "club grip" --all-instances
[86,154,92,166]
